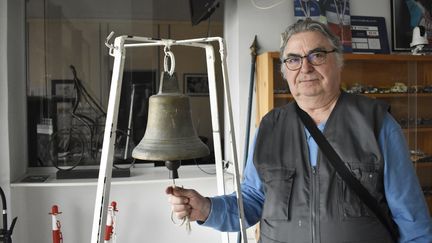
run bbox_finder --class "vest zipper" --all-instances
[311,165,319,243]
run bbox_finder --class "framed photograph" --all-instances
[118,70,157,146]
[184,73,209,96]
[391,0,432,51]
[51,79,75,101]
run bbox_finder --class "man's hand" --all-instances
[166,187,211,222]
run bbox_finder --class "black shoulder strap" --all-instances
[295,104,399,242]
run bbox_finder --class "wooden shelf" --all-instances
[257,52,432,148]
[344,53,432,62]
[414,162,432,168]
[364,93,432,98]
[403,127,432,132]
[257,52,432,122]
[274,93,291,98]
[426,195,432,214]
[260,52,432,62]
[274,93,432,99]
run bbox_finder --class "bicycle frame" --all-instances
[48,77,106,170]
[91,35,248,243]
[70,65,106,161]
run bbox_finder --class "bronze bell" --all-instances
[132,71,210,171]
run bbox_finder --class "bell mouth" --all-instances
[132,136,209,161]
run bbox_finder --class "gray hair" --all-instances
[280,19,344,74]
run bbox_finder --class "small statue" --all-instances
[410,25,429,55]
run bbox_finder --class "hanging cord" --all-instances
[250,0,287,10]
[170,181,192,233]
[333,0,348,28]
[299,0,311,18]
[113,157,137,170]
[194,159,217,175]
[332,0,347,43]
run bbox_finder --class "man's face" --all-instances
[282,31,341,100]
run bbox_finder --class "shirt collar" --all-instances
[304,122,326,140]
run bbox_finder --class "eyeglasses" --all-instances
[282,49,337,71]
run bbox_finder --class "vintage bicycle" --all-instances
[46,65,136,171]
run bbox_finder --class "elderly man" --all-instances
[166,19,432,242]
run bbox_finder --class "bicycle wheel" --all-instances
[113,129,136,169]
[48,129,85,171]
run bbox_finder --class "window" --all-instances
[25,0,223,169]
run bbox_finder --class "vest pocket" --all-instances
[338,162,379,219]
[261,167,296,220]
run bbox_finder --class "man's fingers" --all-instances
[171,203,192,219]
[165,186,174,195]
[165,186,188,196]
[167,186,197,197]
[174,210,190,219]
[171,204,191,213]
[166,186,209,222]
[168,194,190,204]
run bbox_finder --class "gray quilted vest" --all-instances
[254,92,394,243]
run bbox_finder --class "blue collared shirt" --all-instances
[201,113,432,242]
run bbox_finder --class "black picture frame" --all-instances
[390,0,432,52]
[51,79,75,102]
[116,70,157,146]
[184,73,209,96]
[351,15,390,54]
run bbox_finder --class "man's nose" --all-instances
[300,57,314,72]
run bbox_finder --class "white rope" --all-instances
[170,183,191,234]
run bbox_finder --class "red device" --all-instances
[104,201,118,242]
[49,205,63,243]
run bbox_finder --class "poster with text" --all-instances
[324,0,352,52]
[293,0,352,53]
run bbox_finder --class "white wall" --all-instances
[11,167,225,243]
[0,0,10,231]
[1,0,27,230]
[7,0,27,182]
[224,0,391,170]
